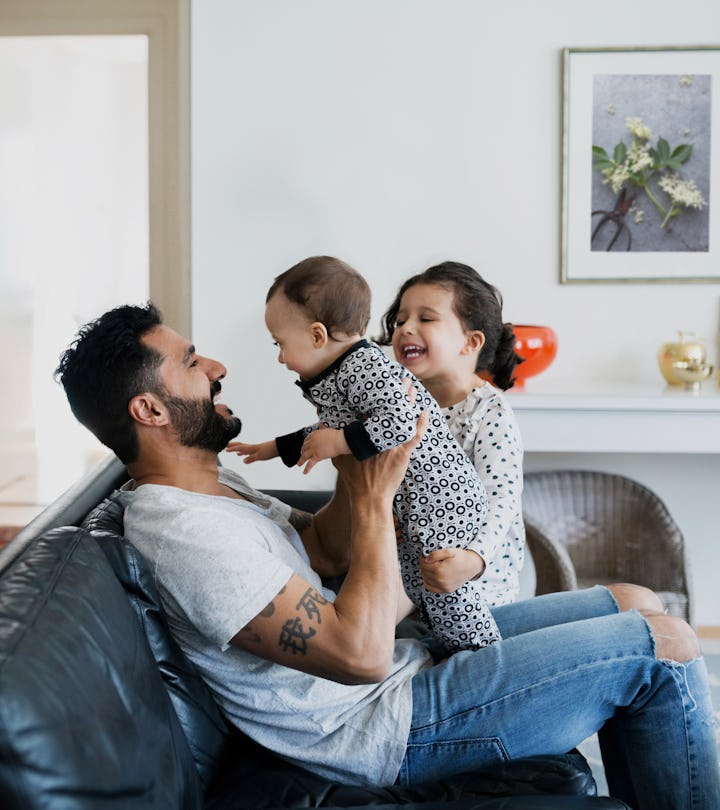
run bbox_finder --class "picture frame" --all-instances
[560,45,720,283]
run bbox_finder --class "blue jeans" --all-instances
[397,586,719,810]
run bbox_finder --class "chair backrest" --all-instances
[523,470,691,619]
[0,455,127,567]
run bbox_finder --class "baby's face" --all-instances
[265,292,326,380]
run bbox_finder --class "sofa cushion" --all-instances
[82,494,235,791]
[204,734,599,809]
[0,527,201,809]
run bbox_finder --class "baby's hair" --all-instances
[378,261,523,390]
[268,256,371,340]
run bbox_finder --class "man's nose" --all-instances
[199,355,227,380]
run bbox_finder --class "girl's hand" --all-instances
[298,428,350,475]
[225,439,278,463]
[419,548,486,593]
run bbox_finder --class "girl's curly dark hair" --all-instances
[378,261,522,390]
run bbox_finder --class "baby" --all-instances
[228,256,500,652]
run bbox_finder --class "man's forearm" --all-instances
[330,492,402,678]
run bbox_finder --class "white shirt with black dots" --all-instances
[444,383,525,607]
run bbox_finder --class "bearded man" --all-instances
[55,302,719,808]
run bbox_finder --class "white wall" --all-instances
[190,1,720,622]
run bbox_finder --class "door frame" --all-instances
[0,0,191,335]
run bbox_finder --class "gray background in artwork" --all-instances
[591,73,711,252]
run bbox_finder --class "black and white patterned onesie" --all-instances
[275,340,501,651]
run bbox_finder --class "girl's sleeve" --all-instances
[337,351,422,458]
[464,396,524,564]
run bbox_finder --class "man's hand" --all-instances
[226,439,279,463]
[420,547,486,593]
[298,428,350,474]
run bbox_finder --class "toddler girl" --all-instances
[379,261,525,606]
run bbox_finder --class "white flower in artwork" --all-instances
[658,174,706,210]
[593,114,704,232]
[626,116,653,141]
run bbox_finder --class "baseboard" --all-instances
[697,626,720,639]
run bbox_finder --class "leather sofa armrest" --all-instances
[0,526,201,808]
[0,455,127,567]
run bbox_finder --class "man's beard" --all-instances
[162,392,241,453]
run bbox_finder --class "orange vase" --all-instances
[511,325,558,388]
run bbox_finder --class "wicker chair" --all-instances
[523,470,693,625]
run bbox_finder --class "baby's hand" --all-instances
[298,428,350,475]
[225,439,278,464]
[419,548,486,594]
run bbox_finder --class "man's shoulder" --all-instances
[118,467,293,551]
[120,473,266,529]
[217,466,258,495]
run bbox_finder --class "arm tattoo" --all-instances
[236,586,287,645]
[279,618,316,654]
[236,625,262,644]
[296,587,328,623]
[288,508,314,536]
[278,588,328,655]
[258,584,287,618]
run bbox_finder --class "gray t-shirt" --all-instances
[118,468,431,786]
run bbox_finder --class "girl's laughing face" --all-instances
[391,283,476,382]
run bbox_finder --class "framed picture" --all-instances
[560,46,720,283]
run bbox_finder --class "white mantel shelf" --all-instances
[504,380,720,454]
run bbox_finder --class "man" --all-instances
[57,303,719,809]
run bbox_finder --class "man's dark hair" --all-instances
[267,256,371,339]
[55,302,164,463]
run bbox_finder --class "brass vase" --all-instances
[658,331,714,390]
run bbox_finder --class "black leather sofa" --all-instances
[0,456,631,810]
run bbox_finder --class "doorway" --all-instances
[0,0,188,534]
[0,34,148,515]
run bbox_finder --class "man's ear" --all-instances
[310,321,329,349]
[128,393,169,426]
[462,330,486,355]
